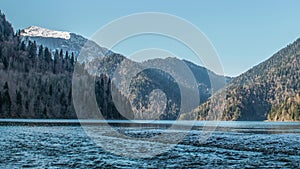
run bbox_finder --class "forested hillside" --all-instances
[0,11,127,119]
[183,37,300,121]
[0,11,75,118]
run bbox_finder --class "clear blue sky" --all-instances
[2,0,300,76]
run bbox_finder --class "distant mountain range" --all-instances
[20,25,231,119]
[81,49,231,119]
[0,10,299,121]
[0,12,230,120]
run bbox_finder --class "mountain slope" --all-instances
[183,38,300,121]
[0,11,230,120]
[84,54,230,120]
[20,26,111,62]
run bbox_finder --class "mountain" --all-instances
[0,12,128,119]
[4,10,298,121]
[20,26,111,62]
[83,54,231,120]
[0,13,75,118]
[183,38,300,121]
[20,25,231,87]
[0,11,230,120]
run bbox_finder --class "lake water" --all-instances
[0,120,299,168]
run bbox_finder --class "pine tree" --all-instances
[1,82,11,116]
[38,45,44,58]
[71,52,75,66]
[53,50,59,74]
[16,89,22,115]
[49,84,53,96]
[37,45,44,71]
[65,51,69,59]
[65,51,69,71]
[59,49,64,72]
[44,47,51,63]
[20,41,26,51]
[28,41,37,58]
[59,49,64,60]
[16,90,22,105]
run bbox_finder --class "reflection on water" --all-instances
[0,119,299,168]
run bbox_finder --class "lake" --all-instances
[0,119,299,168]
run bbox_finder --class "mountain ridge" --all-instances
[182,37,300,121]
[21,26,71,39]
[1,11,298,121]
[0,12,229,120]
[20,25,112,62]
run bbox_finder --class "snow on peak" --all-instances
[21,26,70,39]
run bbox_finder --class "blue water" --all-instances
[0,120,299,168]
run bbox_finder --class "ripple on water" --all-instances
[0,124,299,168]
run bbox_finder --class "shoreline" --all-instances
[0,119,299,127]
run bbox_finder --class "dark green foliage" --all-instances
[38,45,44,58]
[95,75,132,119]
[20,41,26,51]
[44,47,51,63]
[71,52,75,66]
[1,82,11,117]
[0,12,14,41]
[16,89,22,116]
[0,11,137,119]
[16,89,22,105]
[0,12,77,118]
[28,40,37,58]
[53,50,59,74]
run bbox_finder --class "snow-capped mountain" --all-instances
[21,26,71,39]
[20,26,111,62]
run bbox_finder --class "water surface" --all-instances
[0,120,299,168]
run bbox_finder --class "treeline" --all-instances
[3,40,75,74]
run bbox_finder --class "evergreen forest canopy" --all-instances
[0,11,128,119]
